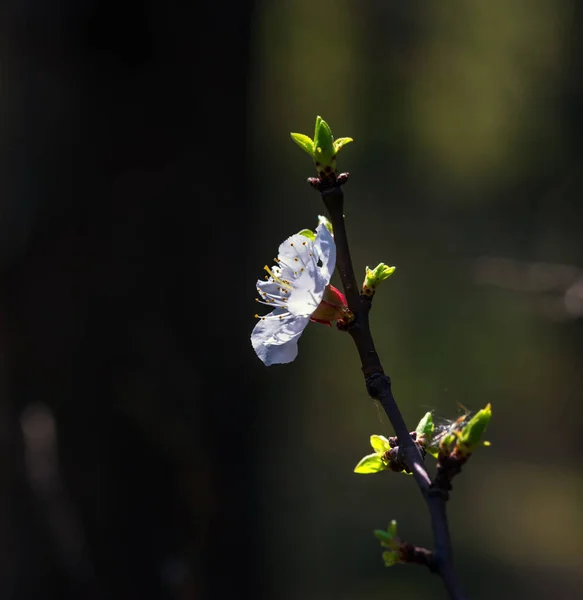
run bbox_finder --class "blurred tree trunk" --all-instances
[0,1,258,598]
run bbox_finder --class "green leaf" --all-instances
[333,137,353,153]
[415,412,435,439]
[298,228,316,241]
[313,115,323,142]
[354,453,387,474]
[374,529,391,543]
[290,132,314,157]
[370,434,391,454]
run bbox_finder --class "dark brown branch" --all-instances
[318,180,467,600]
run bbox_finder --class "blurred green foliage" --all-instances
[248,1,583,599]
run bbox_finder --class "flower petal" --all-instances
[313,222,336,284]
[256,278,291,306]
[285,268,325,316]
[251,309,311,366]
[277,233,318,281]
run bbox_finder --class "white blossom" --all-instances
[251,223,336,366]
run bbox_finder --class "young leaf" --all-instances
[374,529,391,543]
[354,453,387,474]
[370,434,391,454]
[362,263,396,296]
[313,116,335,167]
[290,132,314,157]
[459,403,492,450]
[333,137,353,153]
[415,412,435,438]
[313,115,323,142]
[382,551,400,567]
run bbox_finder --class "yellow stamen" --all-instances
[263,265,293,290]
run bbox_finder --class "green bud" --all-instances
[313,116,336,174]
[415,412,435,439]
[375,521,402,566]
[382,551,400,567]
[458,403,492,455]
[362,263,396,296]
[290,116,353,179]
[374,521,399,547]
[388,520,398,538]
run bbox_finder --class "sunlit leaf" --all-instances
[333,137,353,153]
[290,132,314,157]
[370,434,391,454]
[415,412,435,438]
[354,453,386,474]
[382,551,399,567]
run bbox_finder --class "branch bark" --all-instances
[320,182,467,600]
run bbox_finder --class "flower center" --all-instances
[263,265,293,291]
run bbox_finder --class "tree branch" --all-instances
[319,181,467,600]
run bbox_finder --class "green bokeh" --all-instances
[249,1,583,598]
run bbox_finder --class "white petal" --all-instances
[277,234,318,281]
[256,278,290,306]
[285,268,325,316]
[251,309,311,366]
[313,222,336,284]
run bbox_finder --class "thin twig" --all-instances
[319,182,467,600]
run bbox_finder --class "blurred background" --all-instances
[0,0,582,598]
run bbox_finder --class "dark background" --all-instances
[0,1,582,599]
